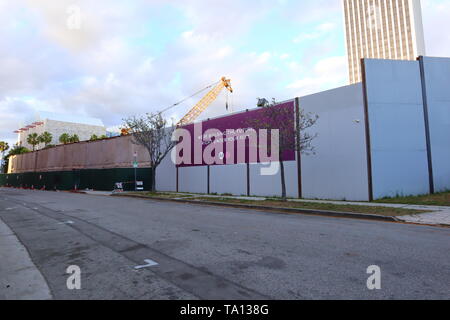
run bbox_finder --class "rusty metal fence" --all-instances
[8,135,151,173]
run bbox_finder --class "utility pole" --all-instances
[133,151,138,191]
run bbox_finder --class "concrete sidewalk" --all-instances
[290,198,450,210]
[288,199,450,226]
[0,218,52,300]
[169,194,450,226]
[178,194,450,225]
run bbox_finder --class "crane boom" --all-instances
[178,77,233,126]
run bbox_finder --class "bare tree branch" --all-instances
[123,112,176,191]
[246,99,319,200]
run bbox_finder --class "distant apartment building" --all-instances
[15,112,106,151]
[343,0,426,83]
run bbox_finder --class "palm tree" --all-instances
[38,131,53,147]
[69,134,80,143]
[27,133,40,151]
[59,133,71,145]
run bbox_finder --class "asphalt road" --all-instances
[0,188,449,300]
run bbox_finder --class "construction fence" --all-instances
[7,135,151,174]
[1,135,154,191]
[0,168,152,191]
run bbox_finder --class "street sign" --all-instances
[133,161,138,168]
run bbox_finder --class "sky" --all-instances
[1,0,450,147]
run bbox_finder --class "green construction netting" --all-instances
[0,168,152,191]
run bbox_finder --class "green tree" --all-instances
[59,133,71,145]
[38,131,53,147]
[0,141,9,155]
[69,134,80,143]
[4,143,30,173]
[27,133,40,151]
[0,141,10,173]
[89,134,98,141]
[100,135,108,139]
[7,144,30,157]
[2,144,30,173]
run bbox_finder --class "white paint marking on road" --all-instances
[134,259,159,270]
[58,220,75,225]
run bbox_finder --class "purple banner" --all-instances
[176,101,295,167]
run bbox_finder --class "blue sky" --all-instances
[1,0,450,146]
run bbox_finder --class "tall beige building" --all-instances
[343,0,426,83]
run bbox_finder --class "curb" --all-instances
[111,193,399,222]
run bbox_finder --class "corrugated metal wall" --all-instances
[8,135,151,173]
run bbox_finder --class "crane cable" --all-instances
[158,80,221,115]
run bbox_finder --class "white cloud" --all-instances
[293,23,337,43]
[255,52,272,64]
[287,56,348,96]
[422,0,450,57]
[0,0,449,148]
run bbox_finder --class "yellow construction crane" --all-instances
[178,77,233,126]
